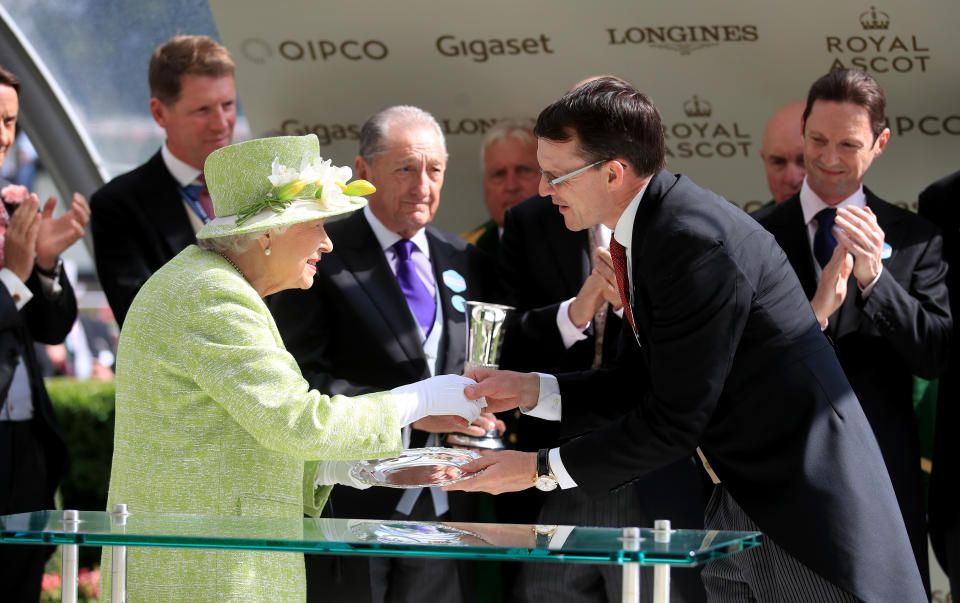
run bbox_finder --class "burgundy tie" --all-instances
[609,235,636,334]
[197,173,215,220]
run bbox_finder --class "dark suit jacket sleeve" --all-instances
[856,223,951,378]
[23,268,77,344]
[91,184,156,326]
[557,232,745,495]
[0,281,22,397]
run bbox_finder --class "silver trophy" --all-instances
[446,301,514,450]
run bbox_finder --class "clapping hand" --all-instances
[810,243,854,325]
[3,193,40,281]
[36,192,90,271]
[833,206,884,289]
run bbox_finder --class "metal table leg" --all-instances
[62,509,79,603]
[110,503,129,603]
[622,526,640,603]
[653,519,672,603]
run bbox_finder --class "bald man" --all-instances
[760,101,805,203]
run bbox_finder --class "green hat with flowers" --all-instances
[196,134,374,240]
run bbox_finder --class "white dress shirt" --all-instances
[161,143,206,234]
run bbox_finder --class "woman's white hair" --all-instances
[197,224,291,254]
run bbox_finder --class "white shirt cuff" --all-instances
[37,272,62,296]
[858,265,883,299]
[522,373,562,420]
[556,298,589,349]
[0,268,33,310]
[548,525,576,550]
[549,447,577,489]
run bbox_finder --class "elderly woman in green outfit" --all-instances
[100,134,485,602]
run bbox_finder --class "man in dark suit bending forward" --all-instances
[446,76,926,603]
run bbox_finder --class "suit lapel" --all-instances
[769,197,819,298]
[141,152,198,255]
[337,213,429,373]
[427,229,469,375]
[626,171,677,349]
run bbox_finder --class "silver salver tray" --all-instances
[350,447,483,488]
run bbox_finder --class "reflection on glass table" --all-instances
[1,510,762,602]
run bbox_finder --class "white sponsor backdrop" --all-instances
[210,0,958,230]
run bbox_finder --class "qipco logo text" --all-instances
[277,39,390,62]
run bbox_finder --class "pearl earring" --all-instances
[265,248,271,256]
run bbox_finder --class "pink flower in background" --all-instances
[78,567,101,598]
[0,183,29,204]
[40,572,62,603]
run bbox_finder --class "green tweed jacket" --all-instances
[100,245,402,602]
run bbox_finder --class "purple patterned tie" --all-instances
[393,239,436,336]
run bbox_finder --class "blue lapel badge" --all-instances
[450,294,466,313]
[442,269,467,293]
[881,242,893,260]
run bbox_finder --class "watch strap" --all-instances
[537,448,551,478]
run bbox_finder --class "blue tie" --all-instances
[393,239,436,336]
[813,207,838,268]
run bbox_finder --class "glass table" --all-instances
[1,507,762,602]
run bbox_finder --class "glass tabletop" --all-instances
[1,510,761,566]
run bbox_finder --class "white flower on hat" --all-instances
[267,157,299,187]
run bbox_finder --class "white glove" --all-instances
[313,460,371,490]
[391,374,484,427]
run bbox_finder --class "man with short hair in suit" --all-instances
[753,69,950,595]
[447,76,927,602]
[918,169,960,597]
[269,105,501,603]
[91,35,236,327]
[0,64,90,603]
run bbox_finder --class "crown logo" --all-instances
[860,6,890,30]
[683,95,712,118]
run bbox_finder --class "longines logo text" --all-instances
[663,96,752,159]
[280,117,515,145]
[825,7,930,73]
[606,24,758,55]
[435,34,554,62]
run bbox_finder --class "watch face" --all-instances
[535,476,558,491]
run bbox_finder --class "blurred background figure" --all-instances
[462,118,540,257]
[759,101,806,206]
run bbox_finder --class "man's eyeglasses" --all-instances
[540,159,606,190]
